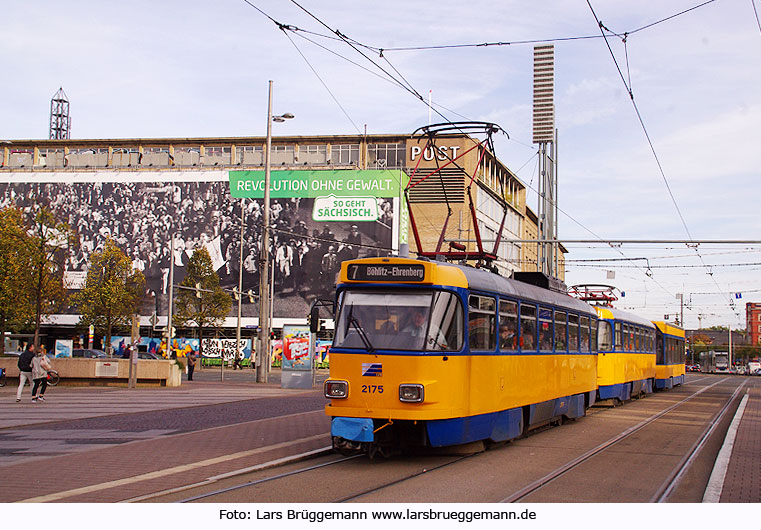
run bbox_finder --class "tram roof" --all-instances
[594,306,655,328]
[450,262,597,317]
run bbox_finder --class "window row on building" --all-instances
[0,142,409,171]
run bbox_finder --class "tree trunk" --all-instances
[34,267,42,351]
[106,318,112,357]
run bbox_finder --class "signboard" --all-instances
[95,361,119,377]
[0,169,406,323]
[281,325,313,389]
[200,338,251,361]
[63,271,87,289]
[55,339,73,358]
[312,195,379,222]
[281,325,312,371]
[229,170,405,199]
[346,263,425,282]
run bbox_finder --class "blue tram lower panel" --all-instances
[330,393,591,447]
[598,378,653,401]
[655,374,685,390]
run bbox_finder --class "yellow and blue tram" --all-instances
[324,257,600,455]
[652,321,686,389]
[594,307,657,401]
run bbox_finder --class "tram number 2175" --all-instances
[361,385,384,394]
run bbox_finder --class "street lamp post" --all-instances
[233,197,245,383]
[257,80,293,383]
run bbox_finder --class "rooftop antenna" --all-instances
[49,87,71,139]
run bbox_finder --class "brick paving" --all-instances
[0,370,331,503]
[720,384,761,502]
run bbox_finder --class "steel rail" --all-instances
[176,454,361,503]
[499,378,729,503]
[652,379,748,502]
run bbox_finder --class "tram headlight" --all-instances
[324,380,348,399]
[399,384,424,403]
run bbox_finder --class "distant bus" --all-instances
[747,360,761,376]
[700,351,729,374]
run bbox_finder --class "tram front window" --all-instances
[333,290,463,351]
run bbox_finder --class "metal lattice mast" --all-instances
[49,87,70,139]
[533,45,557,277]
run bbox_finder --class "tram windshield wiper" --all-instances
[347,305,375,353]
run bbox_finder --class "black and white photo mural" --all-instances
[0,169,408,324]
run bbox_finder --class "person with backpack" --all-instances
[31,350,52,402]
[16,343,35,403]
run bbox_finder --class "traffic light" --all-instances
[309,306,321,333]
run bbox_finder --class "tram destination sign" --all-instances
[346,263,426,282]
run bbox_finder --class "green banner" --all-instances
[229,169,407,199]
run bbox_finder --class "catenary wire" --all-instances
[240,1,749,318]
[585,0,738,318]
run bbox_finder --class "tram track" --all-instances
[134,376,744,503]
[501,377,745,503]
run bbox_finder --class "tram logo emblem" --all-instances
[362,363,382,377]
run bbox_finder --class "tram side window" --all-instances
[621,324,628,351]
[580,316,590,352]
[591,319,598,353]
[555,311,567,352]
[568,314,579,352]
[635,328,641,351]
[614,322,622,351]
[598,321,612,352]
[520,304,537,351]
[469,295,496,350]
[539,307,553,351]
[499,300,518,351]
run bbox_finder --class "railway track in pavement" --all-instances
[138,374,746,503]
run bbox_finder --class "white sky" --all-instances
[2,0,760,330]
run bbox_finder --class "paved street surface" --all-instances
[0,369,758,505]
[0,367,331,502]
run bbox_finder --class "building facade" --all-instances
[1,133,564,342]
[747,302,761,346]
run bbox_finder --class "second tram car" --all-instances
[324,257,599,455]
[594,306,657,401]
[652,321,686,389]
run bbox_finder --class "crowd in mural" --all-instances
[0,179,394,313]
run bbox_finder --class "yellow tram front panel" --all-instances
[325,351,597,421]
[594,306,656,399]
[652,321,686,388]
[596,352,655,387]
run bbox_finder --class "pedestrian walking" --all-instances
[16,343,35,403]
[31,350,51,402]
[187,351,196,381]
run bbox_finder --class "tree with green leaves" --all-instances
[26,206,75,350]
[174,247,231,357]
[0,207,35,354]
[72,238,145,356]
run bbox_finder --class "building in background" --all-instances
[747,302,761,346]
[0,132,563,343]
